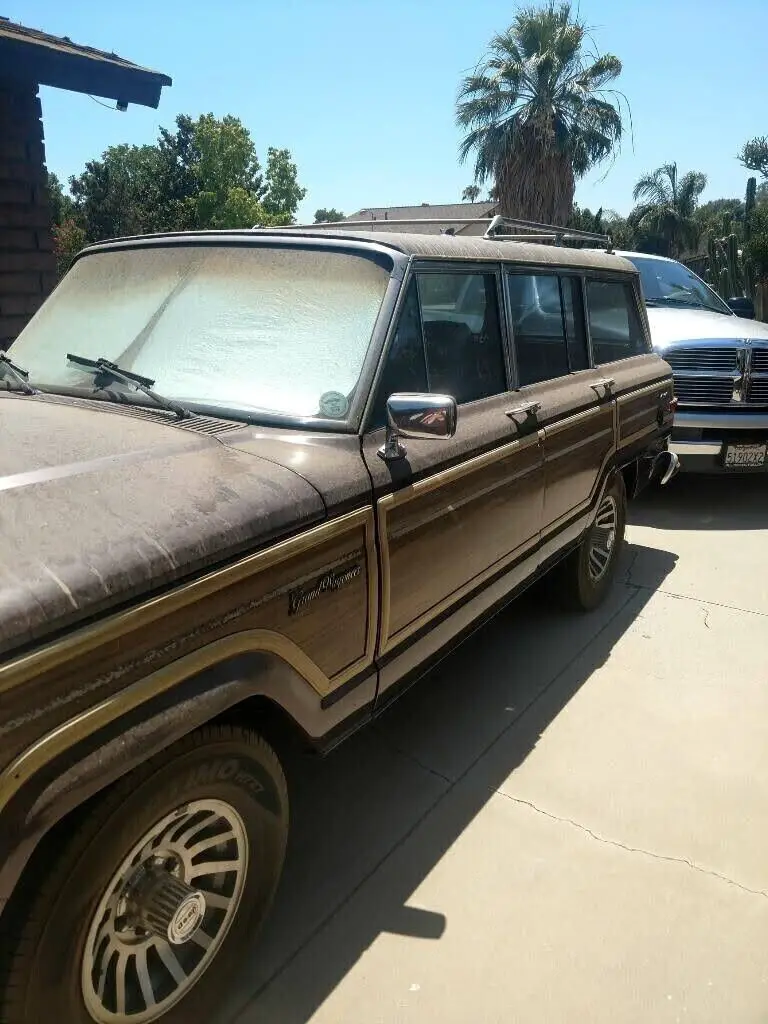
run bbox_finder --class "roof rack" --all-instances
[276,215,613,252]
[483,215,613,252]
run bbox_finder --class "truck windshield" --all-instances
[8,244,391,423]
[627,255,732,316]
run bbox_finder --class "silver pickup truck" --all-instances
[618,250,768,473]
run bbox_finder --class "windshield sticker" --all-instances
[318,391,349,418]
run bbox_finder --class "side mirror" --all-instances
[378,393,458,461]
[726,296,755,319]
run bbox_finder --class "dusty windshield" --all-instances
[628,255,731,315]
[9,244,391,423]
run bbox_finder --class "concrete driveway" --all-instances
[228,476,768,1024]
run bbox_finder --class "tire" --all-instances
[555,472,627,611]
[0,725,288,1024]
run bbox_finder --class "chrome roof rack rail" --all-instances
[483,215,613,252]
[267,215,614,252]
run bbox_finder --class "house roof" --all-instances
[345,201,498,222]
[0,16,172,108]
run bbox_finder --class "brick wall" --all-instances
[0,78,56,351]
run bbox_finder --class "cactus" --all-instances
[744,257,756,299]
[745,176,757,243]
[705,232,745,299]
[727,233,740,295]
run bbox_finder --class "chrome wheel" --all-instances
[588,494,618,582]
[81,799,248,1023]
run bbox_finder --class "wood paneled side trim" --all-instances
[0,509,380,814]
[0,507,377,696]
[616,380,671,450]
[0,629,345,815]
[376,434,540,655]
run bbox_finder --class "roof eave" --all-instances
[0,37,172,108]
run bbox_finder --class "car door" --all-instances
[584,276,674,463]
[505,269,616,549]
[363,264,544,689]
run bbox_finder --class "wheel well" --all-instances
[211,694,313,763]
[0,694,313,933]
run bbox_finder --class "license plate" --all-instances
[723,443,767,467]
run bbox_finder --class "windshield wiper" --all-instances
[0,353,37,395]
[67,354,190,420]
[645,297,719,312]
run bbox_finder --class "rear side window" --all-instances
[418,271,507,404]
[587,280,648,364]
[507,273,571,386]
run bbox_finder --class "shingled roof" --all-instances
[0,16,172,108]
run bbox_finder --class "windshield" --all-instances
[627,255,732,316]
[9,244,391,423]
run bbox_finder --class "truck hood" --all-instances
[0,395,325,657]
[647,306,768,348]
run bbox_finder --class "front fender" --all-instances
[0,642,375,917]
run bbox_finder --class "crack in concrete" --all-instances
[622,548,641,588]
[702,607,711,629]
[496,790,768,901]
[643,586,768,619]
[370,726,452,785]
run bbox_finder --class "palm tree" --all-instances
[630,163,707,257]
[456,2,624,224]
[461,185,481,202]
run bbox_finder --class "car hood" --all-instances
[647,306,768,348]
[0,396,325,657]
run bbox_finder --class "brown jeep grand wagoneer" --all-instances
[0,224,676,1022]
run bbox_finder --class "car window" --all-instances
[507,273,571,386]
[627,255,731,315]
[418,271,507,404]
[587,279,648,364]
[369,278,428,429]
[10,245,391,423]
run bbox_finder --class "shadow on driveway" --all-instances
[630,474,768,531]
[225,540,677,1023]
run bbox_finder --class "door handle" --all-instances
[590,377,615,397]
[505,401,541,420]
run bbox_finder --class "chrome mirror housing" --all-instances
[378,393,458,461]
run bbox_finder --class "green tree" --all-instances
[69,143,164,239]
[461,185,481,202]
[46,172,76,225]
[629,162,707,257]
[738,136,768,180]
[314,208,345,223]
[52,218,87,277]
[261,147,306,221]
[184,114,264,228]
[64,114,307,239]
[456,2,624,223]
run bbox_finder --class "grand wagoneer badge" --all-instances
[288,563,362,615]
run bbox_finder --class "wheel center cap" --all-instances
[168,892,207,945]
[606,530,615,552]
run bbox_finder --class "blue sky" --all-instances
[13,0,768,223]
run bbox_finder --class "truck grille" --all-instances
[665,347,738,372]
[666,342,768,406]
[747,346,768,404]
[673,376,735,405]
